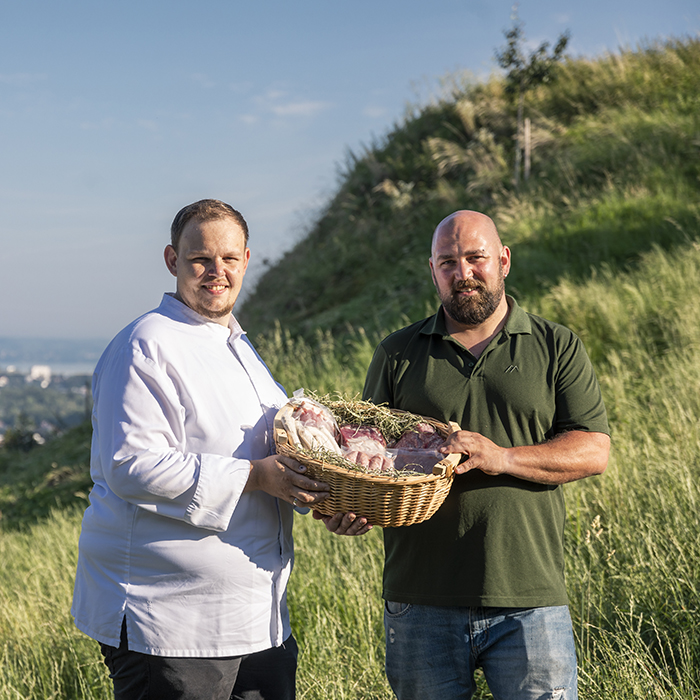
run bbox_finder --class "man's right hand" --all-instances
[245,455,330,507]
[312,510,373,536]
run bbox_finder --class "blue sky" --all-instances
[1,0,698,340]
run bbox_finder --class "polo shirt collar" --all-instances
[422,295,532,339]
[502,295,532,336]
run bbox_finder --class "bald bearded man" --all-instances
[362,210,610,700]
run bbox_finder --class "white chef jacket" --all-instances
[71,294,294,657]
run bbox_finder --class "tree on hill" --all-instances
[495,6,569,186]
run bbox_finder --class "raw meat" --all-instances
[343,448,394,472]
[389,448,444,474]
[339,424,386,455]
[393,422,445,450]
[293,400,338,436]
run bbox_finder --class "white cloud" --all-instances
[264,89,287,101]
[0,72,47,86]
[362,105,388,119]
[252,88,332,120]
[190,72,216,89]
[137,119,159,132]
[270,100,329,117]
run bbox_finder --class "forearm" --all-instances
[499,431,609,484]
[445,430,610,485]
[98,446,250,530]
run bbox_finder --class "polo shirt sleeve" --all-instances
[553,331,610,436]
[362,343,394,406]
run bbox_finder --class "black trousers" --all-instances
[99,619,298,700]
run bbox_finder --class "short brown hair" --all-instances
[170,199,249,250]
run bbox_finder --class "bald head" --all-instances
[431,210,502,260]
[429,209,511,330]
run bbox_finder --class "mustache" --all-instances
[452,280,485,292]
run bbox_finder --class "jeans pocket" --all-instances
[385,600,411,616]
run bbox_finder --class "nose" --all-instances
[207,259,225,278]
[455,259,474,281]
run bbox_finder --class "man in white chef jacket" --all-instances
[71,199,370,700]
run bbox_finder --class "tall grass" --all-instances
[255,323,377,397]
[0,507,111,699]
[545,243,700,697]
[289,520,391,699]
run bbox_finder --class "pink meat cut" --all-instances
[340,425,393,471]
[393,423,445,450]
[339,425,386,451]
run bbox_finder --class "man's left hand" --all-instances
[439,429,610,485]
[440,430,506,476]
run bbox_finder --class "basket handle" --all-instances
[432,421,462,477]
[274,427,290,446]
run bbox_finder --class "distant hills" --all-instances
[0,337,107,370]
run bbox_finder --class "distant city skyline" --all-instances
[1,362,98,377]
[0,337,106,373]
[1,0,698,340]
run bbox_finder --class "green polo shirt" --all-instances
[362,296,609,608]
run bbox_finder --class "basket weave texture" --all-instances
[273,405,459,528]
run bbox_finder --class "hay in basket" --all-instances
[273,395,460,528]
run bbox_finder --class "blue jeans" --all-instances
[384,602,577,700]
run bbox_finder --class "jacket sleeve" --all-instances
[90,344,250,531]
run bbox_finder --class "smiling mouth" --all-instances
[203,284,228,293]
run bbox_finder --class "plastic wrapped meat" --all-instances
[276,397,342,453]
[387,423,448,474]
[293,399,338,435]
[392,422,446,450]
[277,403,450,475]
[339,424,387,454]
[389,448,445,474]
[343,448,395,472]
[339,425,393,471]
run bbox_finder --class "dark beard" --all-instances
[440,276,504,327]
[189,298,236,322]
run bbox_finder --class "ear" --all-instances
[164,245,178,277]
[501,246,512,278]
[428,257,438,289]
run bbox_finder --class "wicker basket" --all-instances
[273,405,460,527]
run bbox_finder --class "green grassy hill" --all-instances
[0,420,92,530]
[0,36,699,700]
[239,37,700,345]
